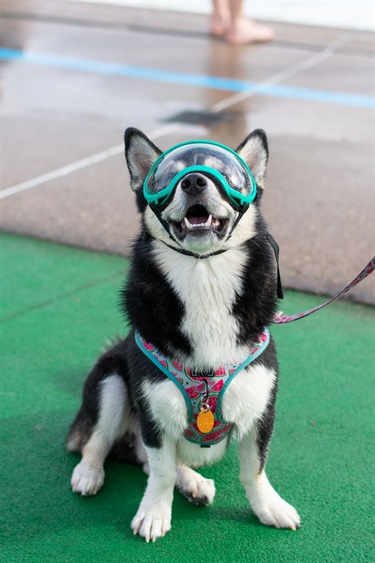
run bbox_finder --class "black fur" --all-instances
[233,232,278,345]
[66,129,292,532]
[67,129,279,456]
[122,238,191,357]
[255,339,278,472]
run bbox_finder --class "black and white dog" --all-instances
[66,128,300,542]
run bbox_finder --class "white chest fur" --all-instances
[154,244,250,368]
[222,363,276,439]
[142,362,276,468]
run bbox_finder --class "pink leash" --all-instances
[273,257,375,324]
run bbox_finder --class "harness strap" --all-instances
[215,329,270,418]
[135,329,270,447]
[134,332,193,420]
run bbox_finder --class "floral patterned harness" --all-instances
[135,329,270,448]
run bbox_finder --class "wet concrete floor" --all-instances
[1,0,374,304]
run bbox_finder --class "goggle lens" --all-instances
[143,141,256,208]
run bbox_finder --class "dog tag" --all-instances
[197,409,214,434]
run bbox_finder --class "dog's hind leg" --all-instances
[238,422,301,530]
[69,373,128,496]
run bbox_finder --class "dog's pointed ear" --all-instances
[235,129,269,187]
[124,128,162,191]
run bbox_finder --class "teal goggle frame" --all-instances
[143,140,257,208]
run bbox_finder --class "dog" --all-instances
[66,127,300,542]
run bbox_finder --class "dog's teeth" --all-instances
[183,215,214,229]
[204,215,212,227]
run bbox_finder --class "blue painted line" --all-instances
[0,47,373,109]
[261,84,374,108]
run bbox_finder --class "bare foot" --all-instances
[226,19,274,45]
[210,13,229,37]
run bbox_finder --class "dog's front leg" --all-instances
[131,434,177,542]
[238,428,300,530]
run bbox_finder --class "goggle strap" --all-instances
[160,240,229,260]
[149,204,175,241]
[263,232,284,300]
[145,205,283,298]
[229,205,247,235]
[148,204,249,259]
[145,206,229,259]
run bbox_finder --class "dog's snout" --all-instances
[180,173,208,195]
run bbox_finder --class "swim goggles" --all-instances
[143,140,257,209]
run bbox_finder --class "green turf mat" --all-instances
[1,233,374,562]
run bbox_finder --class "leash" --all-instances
[273,257,375,324]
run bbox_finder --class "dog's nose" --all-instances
[180,173,208,195]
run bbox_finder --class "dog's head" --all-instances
[125,128,269,256]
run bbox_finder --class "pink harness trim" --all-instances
[135,330,270,447]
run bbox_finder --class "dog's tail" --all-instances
[65,408,94,453]
[65,335,126,453]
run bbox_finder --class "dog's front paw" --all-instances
[71,460,104,496]
[131,502,172,543]
[176,466,216,506]
[252,492,300,530]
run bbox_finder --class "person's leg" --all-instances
[226,0,274,45]
[210,0,230,36]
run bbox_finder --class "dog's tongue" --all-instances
[187,214,209,225]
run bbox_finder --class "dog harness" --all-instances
[135,329,270,447]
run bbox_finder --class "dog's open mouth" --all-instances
[170,204,229,238]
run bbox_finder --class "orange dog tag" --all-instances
[197,409,214,433]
